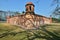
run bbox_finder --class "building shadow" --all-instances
[22,25,60,40]
[39,25,60,40]
[0,25,60,40]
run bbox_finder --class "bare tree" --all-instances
[51,0,60,18]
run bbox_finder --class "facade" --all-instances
[7,2,52,29]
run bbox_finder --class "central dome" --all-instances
[26,2,33,4]
[25,2,35,15]
[25,2,35,7]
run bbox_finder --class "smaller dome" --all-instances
[26,2,33,5]
[25,2,35,7]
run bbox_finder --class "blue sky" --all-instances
[0,0,56,17]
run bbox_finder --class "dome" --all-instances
[25,2,35,7]
[27,2,33,4]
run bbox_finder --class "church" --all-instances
[7,2,52,29]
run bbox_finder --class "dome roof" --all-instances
[25,2,35,7]
[26,2,33,4]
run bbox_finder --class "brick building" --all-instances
[7,2,52,29]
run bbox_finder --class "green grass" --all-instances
[0,23,60,40]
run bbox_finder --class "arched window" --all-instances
[26,8,28,11]
[29,6,31,11]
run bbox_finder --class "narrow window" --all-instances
[26,8,28,11]
[30,6,31,11]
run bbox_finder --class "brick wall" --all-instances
[7,14,52,29]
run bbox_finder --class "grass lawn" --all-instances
[0,23,60,40]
